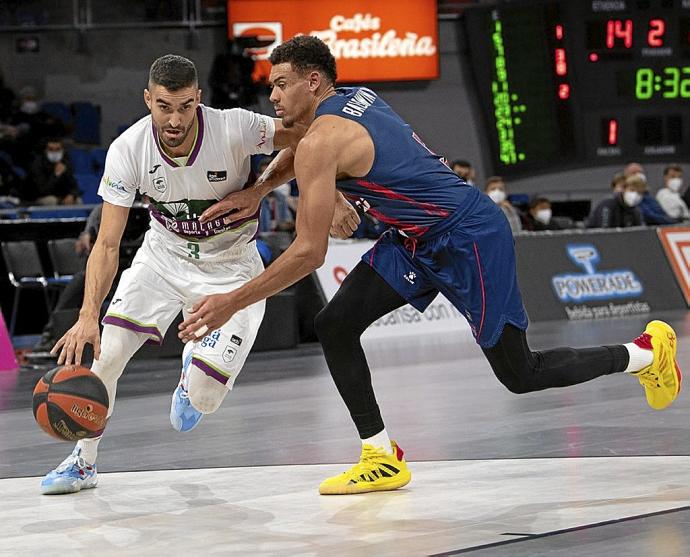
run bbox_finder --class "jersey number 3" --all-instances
[187,242,200,259]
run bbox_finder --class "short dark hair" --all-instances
[451,159,472,168]
[149,54,198,91]
[485,176,504,190]
[664,163,683,176]
[529,196,550,210]
[270,35,337,84]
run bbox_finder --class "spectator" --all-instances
[522,196,562,231]
[623,162,675,224]
[610,172,626,193]
[9,86,66,169]
[656,164,688,222]
[33,204,101,353]
[0,68,16,122]
[208,40,257,109]
[257,156,294,232]
[27,137,80,205]
[485,175,522,234]
[451,159,476,186]
[588,174,644,228]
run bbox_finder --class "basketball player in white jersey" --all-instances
[41,54,358,495]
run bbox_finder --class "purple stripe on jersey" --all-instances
[191,357,230,385]
[151,121,177,168]
[102,315,163,345]
[186,106,205,166]
[151,106,204,168]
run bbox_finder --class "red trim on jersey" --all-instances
[356,179,450,217]
[473,242,486,342]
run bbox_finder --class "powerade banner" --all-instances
[515,229,685,322]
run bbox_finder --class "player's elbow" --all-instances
[295,242,326,271]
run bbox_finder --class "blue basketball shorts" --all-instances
[363,202,528,348]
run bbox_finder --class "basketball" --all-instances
[32,365,109,441]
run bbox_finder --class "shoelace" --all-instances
[349,445,390,476]
[55,454,88,473]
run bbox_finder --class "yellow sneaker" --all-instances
[319,441,412,495]
[631,320,682,410]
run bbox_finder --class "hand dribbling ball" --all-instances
[32,365,109,441]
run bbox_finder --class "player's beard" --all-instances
[160,120,194,148]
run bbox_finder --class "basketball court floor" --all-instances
[2,312,690,556]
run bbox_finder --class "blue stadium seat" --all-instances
[74,173,101,204]
[91,148,106,173]
[41,102,72,127]
[71,101,101,144]
[68,148,92,174]
[27,206,91,219]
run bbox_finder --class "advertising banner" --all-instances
[316,240,472,340]
[657,226,690,307]
[227,0,439,83]
[515,229,686,322]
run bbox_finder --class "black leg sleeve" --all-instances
[482,324,630,394]
[314,262,407,438]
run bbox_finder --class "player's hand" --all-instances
[178,293,238,343]
[199,188,263,224]
[330,196,360,239]
[51,315,101,366]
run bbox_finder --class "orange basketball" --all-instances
[32,365,109,441]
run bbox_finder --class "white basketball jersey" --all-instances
[98,104,275,261]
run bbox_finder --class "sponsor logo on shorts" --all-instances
[201,329,222,349]
[230,334,243,346]
[207,170,227,182]
[153,176,168,193]
[222,345,237,363]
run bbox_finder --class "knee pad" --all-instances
[187,364,229,414]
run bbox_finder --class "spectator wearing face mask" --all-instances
[623,162,675,225]
[27,138,80,205]
[451,159,476,187]
[522,197,562,231]
[588,174,645,228]
[657,164,688,222]
[485,175,522,234]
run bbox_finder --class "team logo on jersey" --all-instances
[207,170,227,183]
[162,202,191,219]
[222,345,237,363]
[153,176,168,193]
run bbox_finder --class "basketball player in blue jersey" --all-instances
[180,36,681,495]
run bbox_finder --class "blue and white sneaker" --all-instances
[41,447,97,495]
[170,384,203,432]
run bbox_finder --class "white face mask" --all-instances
[623,190,642,207]
[487,189,506,204]
[20,100,39,114]
[667,177,683,192]
[46,150,63,163]
[535,208,552,225]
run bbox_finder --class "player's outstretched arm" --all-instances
[179,133,337,342]
[199,147,296,224]
[52,202,130,365]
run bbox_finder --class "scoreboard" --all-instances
[463,0,690,177]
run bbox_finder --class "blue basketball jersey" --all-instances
[315,87,474,238]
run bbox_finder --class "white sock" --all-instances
[362,429,393,454]
[623,342,654,373]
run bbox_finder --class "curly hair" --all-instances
[270,35,337,84]
[149,54,198,91]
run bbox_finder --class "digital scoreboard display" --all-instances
[463,1,690,177]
